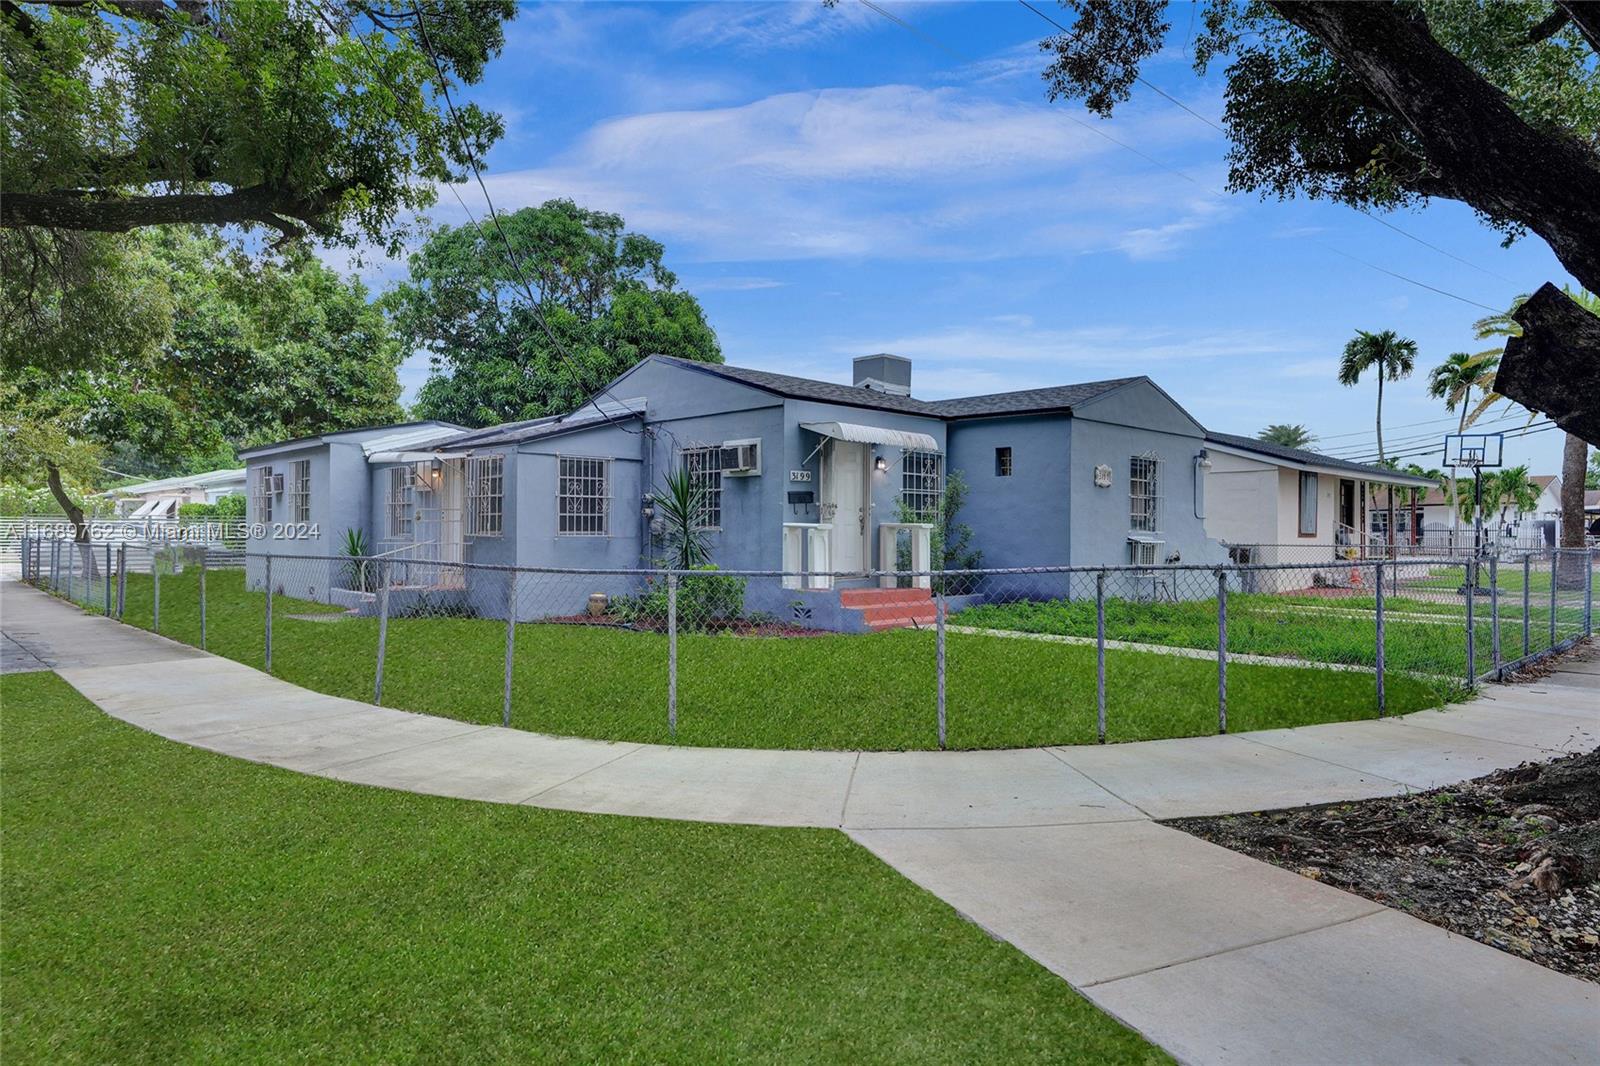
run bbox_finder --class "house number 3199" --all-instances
[789,470,813,482]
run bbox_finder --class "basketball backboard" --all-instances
[1443,432,1504,469]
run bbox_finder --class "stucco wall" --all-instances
[945,413,1071,569]
[244,440,369,601]
[1202,450,1279,548]
[1066,381,1227,572]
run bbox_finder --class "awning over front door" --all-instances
[800,421,938,452]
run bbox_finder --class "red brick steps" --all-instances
[840,587,936,630]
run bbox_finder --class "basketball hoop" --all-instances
[1443,432,1504,570]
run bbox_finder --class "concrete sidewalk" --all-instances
[5,578,1597,1064]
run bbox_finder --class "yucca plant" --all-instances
[652,468,711,571]
[341,527,372,592]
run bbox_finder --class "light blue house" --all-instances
[239,353,1425,628]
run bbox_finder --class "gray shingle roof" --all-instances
[653,355,1136,419]
[1205,430,1436,486]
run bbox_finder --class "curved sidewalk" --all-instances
[7,579,1597,1065]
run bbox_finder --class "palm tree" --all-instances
[1485,465,1542,534]
[1339,329,1417,550]
[652,468,710,570]
[1427,350,1499,548]
[1258,423,1316,449]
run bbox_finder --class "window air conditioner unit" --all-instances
[720,441,760,476]
[271,473,285,494]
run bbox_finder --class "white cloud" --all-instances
[826,322,1312,389]
[666,1,883,52]
[459,83,1230,262]
[689,276,789,291]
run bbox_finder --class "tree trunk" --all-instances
[1269,2,1600,294]
[1557,432,1588,590]
[44,459,100,580]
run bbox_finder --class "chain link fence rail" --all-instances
[19,537,1596,751]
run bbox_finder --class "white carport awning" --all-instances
[129,496,182,519]
[801,421,938,452]
[366,450,448,464]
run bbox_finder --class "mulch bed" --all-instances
[1169,747,1600,982]
[542,614,834,638]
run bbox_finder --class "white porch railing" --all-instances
[782,523,833,590]
[878,522,933,589]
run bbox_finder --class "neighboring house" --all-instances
[1200,433,1436,563]
[1585,489,1599,539]
[101,468,248,519]
[239,354,1422,628]
[1401,475,1562,548]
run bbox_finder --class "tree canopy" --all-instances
[388,199,723,428]
[1257,423,1315,449]
[1037,1,1600,293]
[1,0,514,252]
[2,226,403,531]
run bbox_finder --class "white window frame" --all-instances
[901,450,943,522]
[1130,453,1161,533]
[682,446,724,531]
[252,466,274,523]
[289,459,311,523]
[1298,471,1319,537]
[465,454,504,538]
[386,466,415,539]
[557,456,611,536]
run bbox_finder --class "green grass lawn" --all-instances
[1,672,1166,1064]
[96,569,1441,750]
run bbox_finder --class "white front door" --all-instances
[828,440,870,574]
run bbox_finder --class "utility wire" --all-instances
[408,6,649,437]
[1319,410,1536,457]
[1004,1,1516,286]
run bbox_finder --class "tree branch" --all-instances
[1498,283,1600,446]
[0,182,353,244]
[1267,1,1600,293]
[1520,8,1570,47]
[1553,1,1600,54]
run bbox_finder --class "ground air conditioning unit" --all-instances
[720,441,761,476]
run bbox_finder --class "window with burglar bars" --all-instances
[683,447,723,530]
[466,454,504,537]
[1129,453,1160,533]
[901,450,943,521]
[252,466,273,523]
[289,460,311,523]
[558,457,610,535]
[386,466,414,538]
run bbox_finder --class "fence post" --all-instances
[1095,570,1107,744]
[935,585,947,751]
[199,552,208,651]
[65,543,74,602]
[264,555,273,673]
[152,549,160,633]
[374,560,391,704]
[116,543,126,618]
[103,544,112,615]
[1465,558,1476,686]
[1216,569,1228,735]
[666,572,678,740]
[502,570,517,728]
[1586,548,1594,637]
[1548,550,1558,650]
[1489,556,1501,678]
[1374,560,1386,717]
[1523,554,1532,662]
[50,539,59,589]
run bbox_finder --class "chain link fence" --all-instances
[20,534,1596,751]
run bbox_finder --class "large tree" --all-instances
[389,200,723,427]
[1032,1,1600,435]
[1,226,404,537]
[1,0,512,252]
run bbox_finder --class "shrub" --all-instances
[612,566,748,632]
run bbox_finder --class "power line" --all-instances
[407,6,649,437]
[1336,421,1557,465]
[1010,0,1515,296]
[1319,410,1536,457]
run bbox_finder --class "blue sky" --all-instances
[361,1,1580,475]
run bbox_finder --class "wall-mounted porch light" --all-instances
[874,454,888,472]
